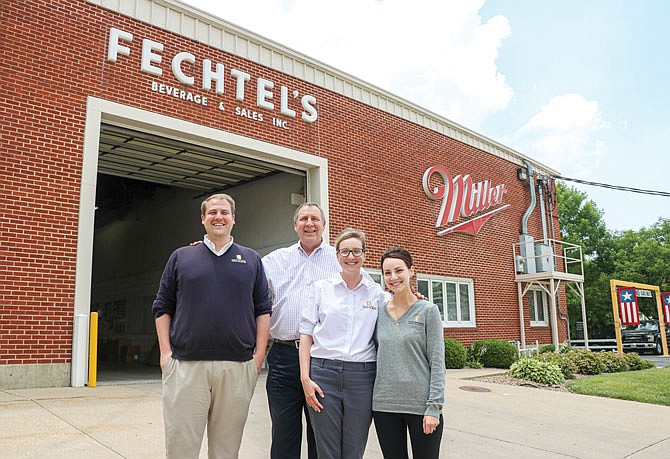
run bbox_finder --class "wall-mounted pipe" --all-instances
[537,178,549,242]
[520,160,536,234]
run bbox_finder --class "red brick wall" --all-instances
[0,0,565,365]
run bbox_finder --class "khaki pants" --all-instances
[162,358,258,459]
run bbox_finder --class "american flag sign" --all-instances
[662,292,670,325]
[617,287,640,326]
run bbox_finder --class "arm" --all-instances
[155,314,172,370]
[298,285,324,412]
[253,313,270,374]
[299,333,324,412]
[423,304,446,434]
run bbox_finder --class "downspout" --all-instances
[537,178,549,242]
[520,160,535,235]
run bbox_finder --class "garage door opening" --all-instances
[91,124,306,383]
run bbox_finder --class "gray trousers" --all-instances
[308,357,376,459]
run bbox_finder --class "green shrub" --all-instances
[444,338,467,369]
[565,349,605,375]
[539,344,555,354]
[466,355,484,368]
[623,353,656,371]
[596,351,629,373]
[559,345,575,354]
[532,352,576,379]
[468,339,519,369]
[509,358,565,385]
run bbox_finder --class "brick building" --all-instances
[1,0,579,389]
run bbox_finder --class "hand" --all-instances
[159,350,173,370]
[413,289,428,301]
[301,378,325,413]
[423,415,440,435]
[252,352,264,375]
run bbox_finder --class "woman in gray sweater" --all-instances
[372,247,446,459]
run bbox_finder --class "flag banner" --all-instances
[662,292,670,325]
[617,287,640,326]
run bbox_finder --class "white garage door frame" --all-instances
[71,96,329,386]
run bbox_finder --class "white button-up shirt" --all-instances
[203,235,233,256]
[263,239,341,340]
[299,274,385,362]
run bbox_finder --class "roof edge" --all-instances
[86,0,560,177]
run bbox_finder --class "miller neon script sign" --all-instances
[422,166,510,236]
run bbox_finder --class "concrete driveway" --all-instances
[1,368,668,458]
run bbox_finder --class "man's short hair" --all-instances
[201,193,236,215]
[293,202,326,223]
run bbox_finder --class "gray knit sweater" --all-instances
[372,299,446,418]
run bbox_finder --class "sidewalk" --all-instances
[1,368,668,458]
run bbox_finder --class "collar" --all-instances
[203,235,234,256]
[333,272,371,290]
[297,237,328,256]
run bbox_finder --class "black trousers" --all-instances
[266,342,317,459]
[373,411,444,459]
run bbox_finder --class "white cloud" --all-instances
[505,93,608,178]
[180,0,513,127]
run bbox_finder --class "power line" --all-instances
[553,176,670,197]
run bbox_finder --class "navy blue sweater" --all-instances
[152,243,272,361]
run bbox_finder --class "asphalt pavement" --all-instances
[1,367,669,459]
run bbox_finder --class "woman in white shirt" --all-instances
[299,228,385,459]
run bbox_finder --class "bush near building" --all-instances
[509,349,654,385]
[444,338,467,369]
[468,339,519,369]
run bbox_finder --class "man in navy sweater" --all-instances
[153,193,272,459]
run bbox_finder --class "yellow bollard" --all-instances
[88,312,98,388]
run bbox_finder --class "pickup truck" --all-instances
[622,320,670,355]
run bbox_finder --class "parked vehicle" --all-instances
[622,320,670,355]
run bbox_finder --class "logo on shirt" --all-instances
[408,314,424,327]
[361,300,377,310]
[231,254,247,264]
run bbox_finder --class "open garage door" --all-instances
[92,124,306,382]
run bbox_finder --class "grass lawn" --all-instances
[566,366,670,406]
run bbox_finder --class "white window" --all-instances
[528,288,548,326]
[417,275,475,327]
[366,268,383,288]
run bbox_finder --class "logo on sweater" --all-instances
[231,254,247,264]
[408,314,424,327]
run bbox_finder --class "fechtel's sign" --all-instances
[106,27,318,130]
[422,166,509,236]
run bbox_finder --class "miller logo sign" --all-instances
[422,166,510,236]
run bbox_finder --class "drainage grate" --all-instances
[459,385,492,393]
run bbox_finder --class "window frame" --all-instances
[417,274,475,328]
[528,287,549,327]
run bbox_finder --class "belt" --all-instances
[311,357,376,371]
[273,339,300,349]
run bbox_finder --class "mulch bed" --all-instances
[470,373,583,393]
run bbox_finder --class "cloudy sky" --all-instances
[180,0,668,232]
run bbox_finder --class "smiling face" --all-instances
[336,236,365,275]
[294,204,325,251]
[382,256,414,295]
[201,197,235,244]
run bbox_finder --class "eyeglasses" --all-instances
[337,248,365,257]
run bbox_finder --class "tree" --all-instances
[611,218,670,292]
[556,183,615,338]
[555,182,611,258]
[556,182,670,339]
